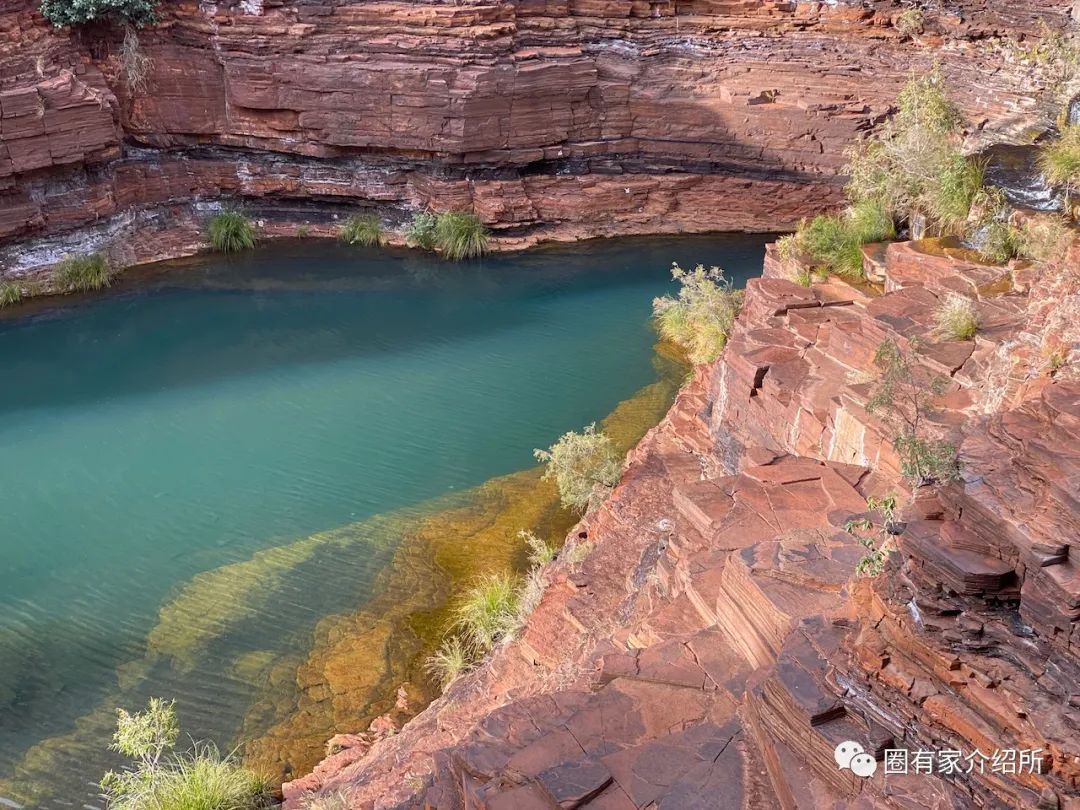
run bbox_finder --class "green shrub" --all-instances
[424,636,473,691]
[794,214,867,280]
[0,282,23,308]
[454,573,521,652]
[845,70,982,235]
[1039,125,1080,202]
[925,152,985,234]
[434,211,489,260]
[54,254,112,292]
[208,212,255,253]
[652,263,744,364]
[405,212,438,250]
[40,0,158,27]
[534,423,621,513]
[340,213,384,247]
[101,698,269,810]
[934,293,979,341]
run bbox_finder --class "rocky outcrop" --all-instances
[0,0,1075,276]
[282,229,1080,808]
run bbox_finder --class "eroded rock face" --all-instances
[0,0,1074,275]
[282,233,1080,808]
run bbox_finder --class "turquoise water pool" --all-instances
[0,234,768,805]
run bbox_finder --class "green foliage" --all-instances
[845,69,982,235]
[0,282,23,308]
[534,423,622,513]
[40,0,158,27]
[54,253,113,292]
[405,212,438,250]
[454,573,521,652]
[933,293,979,341]
[787,198,895,282]
[519,529,557,566]
[434,211,489,260]
[340,213,385,247]
[207,212,255,254]
[101,698,269,810]
[424,636,472,691]
[846,494,901,577]
[1040,125,1080,202]
[652,263,744,364]
[866,340,959,486]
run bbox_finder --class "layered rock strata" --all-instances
[283,230,1080,808]
[0,0,1074,276]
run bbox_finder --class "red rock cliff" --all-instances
[281,227,1080,808]
[0,0,1074,274]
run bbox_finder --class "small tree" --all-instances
[866,339,960,486]
[652,263,743,364]
[101,698,269,810]
[845,494,901,577]
[534,423,621,512]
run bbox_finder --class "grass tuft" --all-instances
[208,212,255,253]
[424,636,472,691]
[434,211,489,260]
[340,213,385,247]
[0,281,23,308]
[1040,124,1080,203]
[934,293,979,341]
[54,253,112,292]
[453,573,520,652]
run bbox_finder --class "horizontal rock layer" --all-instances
[0,0,1075,273]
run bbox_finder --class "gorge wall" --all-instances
[282,227,1080,809]
[0,0,1075,276]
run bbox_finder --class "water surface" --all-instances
[0,234,768,805]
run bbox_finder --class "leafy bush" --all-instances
[424,636,472,691]
[845,70,982,236]
[340,213,384,247]
[101,698,269,810]
[405,212,438,250]
[934,293,979,341]
[54,254,113,292]
[0,282,23,308]
[652,263,744,364]
[454,573,521,652]
[1039,125,1080,203]
[434,211,489,260]
[208,212,255,253]
[787,198,894,282]
[866,340,960,486]
[534,423,622,513]
[40,0,158,27]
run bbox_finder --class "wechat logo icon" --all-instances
[835,741,878,778]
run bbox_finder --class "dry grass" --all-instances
[934,293,979,341]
